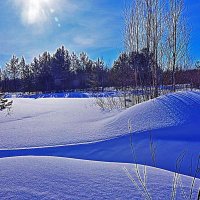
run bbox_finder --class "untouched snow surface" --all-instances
[0,91,200,176]
[1,91,200,149]
[0,156,199,200]
[0,91,200,199]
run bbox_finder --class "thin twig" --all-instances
[171,151,186,200]
[123,167,150,200]
[189,155,200,200]
[128,119,152,200]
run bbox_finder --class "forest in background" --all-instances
[0,45,199,94]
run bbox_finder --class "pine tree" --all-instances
[39,52,52,92]
[19,57,32,92]
[111,52,133,89]
[5,55,20,91]
[31,57,40,91]
[70,52,81,89]
[79,52,90,89]
[90,58,105,91]
[51,46,71,90]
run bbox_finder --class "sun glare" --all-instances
[19,0,53,25]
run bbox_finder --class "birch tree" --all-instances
[124,0,189,95]
[165,0,190,91]
[124,0,165,97]
[124,0,145,87]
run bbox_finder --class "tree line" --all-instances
[0,46,157,92]
[0,46,108,92]
[0,45,199,94]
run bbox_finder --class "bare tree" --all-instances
[144,0,165,97]
[124,0,166,97]
[124,0,145,88]
[124,0,145,53]
[165,0,190,92]
[124,0,189,95]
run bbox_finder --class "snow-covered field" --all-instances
[0,91,200,199]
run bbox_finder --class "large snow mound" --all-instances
[0,156,199,200]
[1,91,200,178]
[0,91,200,149]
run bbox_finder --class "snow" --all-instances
[0,98,119,148]
[1,91,200,149]
[0,91,200,199]
[4,91,118,99]
[0,156,199,200]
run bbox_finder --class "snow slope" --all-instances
[0,91,200,199]
[0,156,199,200]
[1,91,200,149]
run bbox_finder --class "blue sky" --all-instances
[0,0,199,67]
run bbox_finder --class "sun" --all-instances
[13,0,62,28]
[18,0,54,25]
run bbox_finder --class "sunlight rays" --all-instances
[14,0,58,26]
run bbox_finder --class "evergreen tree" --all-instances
[19,57,32,92]
[31,57,40,91]
[51,46,71,90]
[19,56,26,80]
[38,52,52,92]
[90,58,105,91]
[70,52,81,89]
[79,52,90,89]
[111,53,133,89]
[5,55,20,91]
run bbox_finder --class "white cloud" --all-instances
[73,36,95,47]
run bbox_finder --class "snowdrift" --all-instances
[1,91,200,149]
[0,156,199,200]
[0,91,200,177]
